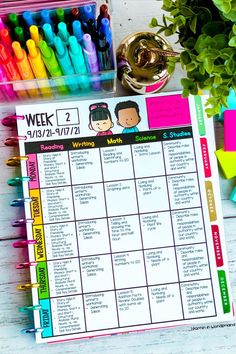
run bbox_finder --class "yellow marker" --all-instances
[29,25,42,46]
[26,39,52,97]
[12,41,40,98]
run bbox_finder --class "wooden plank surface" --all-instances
[0,1,235,353]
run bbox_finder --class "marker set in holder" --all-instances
[0,1,116,103]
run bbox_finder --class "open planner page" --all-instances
[16,92,234,343]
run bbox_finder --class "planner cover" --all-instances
[15,92,234,343]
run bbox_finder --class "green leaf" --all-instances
[186,62,197,71]
[214,76,223,85]
[228,36,236,47]
[233,23,236,35]
[180,51,191,65]
[189,15,197,33]
[202,21,226,36]
[213,34,228,50]
[149,17,158,28]
[181,6,195,17]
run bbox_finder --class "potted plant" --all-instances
[150,0,236,116]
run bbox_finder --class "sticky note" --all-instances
[229,186,236,203]
[224,110,236,151]
[215,148,236,179]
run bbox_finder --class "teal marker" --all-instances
[43,23,56,47]
[54,36,78,92]
[58,22,70,45]
[68,35,90,90]
[38,40,68,94]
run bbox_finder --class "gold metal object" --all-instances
[116,31,178,94]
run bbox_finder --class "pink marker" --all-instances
[0,64,17,101]
[0,17,6,30]
[224,110,236,151]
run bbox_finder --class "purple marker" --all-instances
[83,33,100,90]
[0,64,17,101]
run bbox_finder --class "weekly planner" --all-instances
[16,92,234,343]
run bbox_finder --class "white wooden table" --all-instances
[0,1,235,353]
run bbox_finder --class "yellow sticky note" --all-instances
[215,148,236,179]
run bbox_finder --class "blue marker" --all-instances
[22,11,36,26]
[58,22,70,45]
[68,36,90,90]
[72,21,84,44]
[54,36,78,91]
[100,18,112,49]
[83,5,95,21]
[43,23,56,47]
[41,9,53,26]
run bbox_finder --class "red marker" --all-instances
[97,4,110,29]
[0,28,12,50]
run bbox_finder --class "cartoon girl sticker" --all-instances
[88,102,114,136]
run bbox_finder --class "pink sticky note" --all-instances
[146,94,191,129]
[224,110,236,151]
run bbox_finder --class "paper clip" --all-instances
[17,283,40,291]
[5,156,28,167]
[12,218,34,227]
[12,239,36,248]
[10,198,32,207]
[16,261,38,269]
[19,304,42,313]
[7,176,30,186]
[4,136,27,147]
[1,114,24,127]
[21,327,44,334]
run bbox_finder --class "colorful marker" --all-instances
[26,39,52,97]
[14,27,25,46]
[100,18,112,49]
[12,41,39,98]
[0,17,6,30]
[8,13,19,28]
[38,40,68,94]
[0,28,12,51]
[54,36,78,91]
[72,20,84,44]
[0,64,17,100]
[83,5,95,21]
[0,43,28,99]
[97,4,110,29]
[57,22,70,45]
[71,8,81,21]
[29,25,42,46]
[56,8,65,23]
[41,9,53,27]
[68,35,90,90]
[42,23,56,47]
[83,33,100,90]
[22,11,36,27]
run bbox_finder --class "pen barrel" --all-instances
[69,49,90,90]
[56,52,78,92]
[83,48,99,73]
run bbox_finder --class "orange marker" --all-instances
[12,41,39,98]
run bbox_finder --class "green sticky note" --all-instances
[194,95,206,136]
[215,148,236,179]
[36,261,50,299]
[218,270,231,313]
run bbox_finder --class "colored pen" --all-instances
[29,25,42,46]
[100,18,112,49]
[38,40,68,94]
[0,64,17,100]
[97,4,110,29]
[42,23,55,47]
[54,36,78,91]
[56,8,65,23]
[8,13,19,29]
[41,9,53,27]
[72,20,84,44]
[26,39,52,97]
[0,43,28,99]
[97,32,111,71]
[68,35,90,90]
[22,11,36,27]
[0,28,12,51]
[83,5,95,22]
[57,22,70,45]
[0,17,6,31]
[83,33,100,90]
[71,8,81,21]
[12,41,39,98]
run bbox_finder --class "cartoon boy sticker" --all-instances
[88,102,114,136]
[115,100,141,133]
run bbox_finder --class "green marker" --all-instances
[14,26,25,44]
[8,13,19,28]
[38,40,68,94]
[56,8,65,23]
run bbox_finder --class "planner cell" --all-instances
[136,177,169,213]
[132,142,165,178]
[37,151,70,188]
[84,291,118,331]
[149,284,183,322]
[47,258,82,297]
[69,149,103,185]
[109,215,142,252]
[76,218,111,256]
[105,180,138,217]
[163,139,196,174]
[144,248,178,285]
[171,208,205,245]
[50,295,85,335]
[101,145,134,181]
[176,244,210,281]
[80,255,114,293]
[181,280,216,318]
[44,222,78,260]
[112,251,146,289]
[117,288,151,326]
[73,183,106,220]
[141,212,174,249]
[40,186,74,223]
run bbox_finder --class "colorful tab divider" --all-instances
[211,225,224,267]
[194,95,206,136]
[218,270,231,313]
[205,181,217,222]
[36,261,49,300]
[200,138,212,178]
[39,299,53,338]
[33,225,46,261]
[30,189,42,225]
[27,154,39,189]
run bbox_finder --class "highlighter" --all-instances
[54,36,78,92]
[41,9,53,27]
[0,44,28,99]
[72,20,84,44]
[38,40,68,94]
[26,39,52,97]
[0,64,17,101]
[29,25,42,46]
[68,35,89,90]
[58,22,70,45]
[42,23,55,47]
[83,33,100,90]
[12,41,39,98]
[22,11,36,27]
